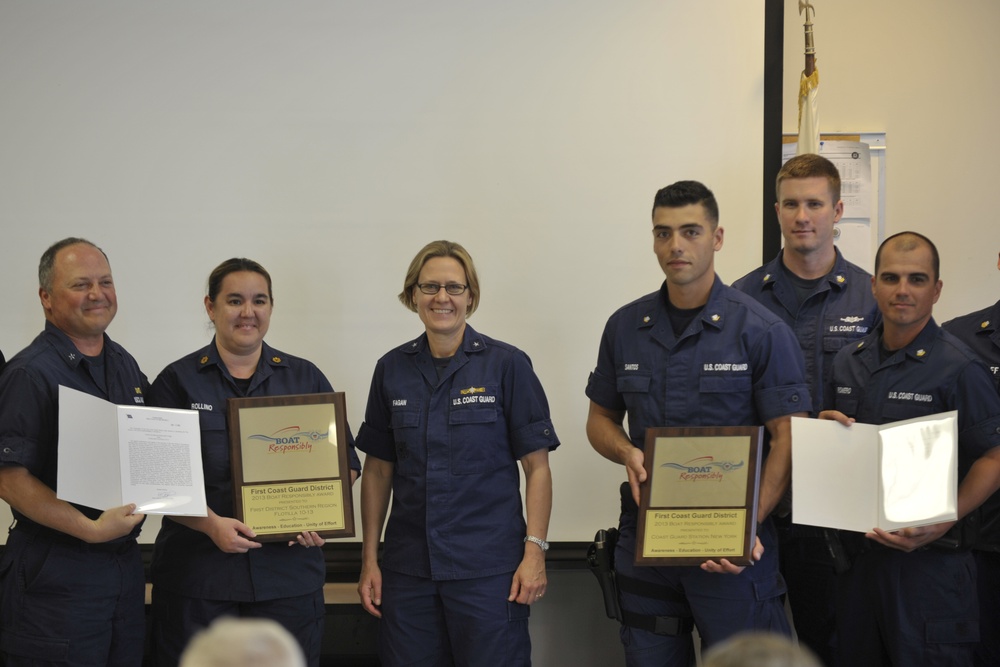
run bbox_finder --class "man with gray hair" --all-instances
[0,238,147,666]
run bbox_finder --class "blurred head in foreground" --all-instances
[702,632,822,667]
[179,617,306,667]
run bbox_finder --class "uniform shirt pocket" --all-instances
[616,374,651,394]
[697,374,754,420]
[198,412,231,485]
[448,393,504,475]
[823,336,852,353]
[882,401,934,422]
[699,375,752,393]
[616,373,652,418]
[831,394,859,416]
[390,406,422,475]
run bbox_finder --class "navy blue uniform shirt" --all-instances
[0,321,147,538]
[943,299,1000,388]
[147,339,359,601]
[943,303,1000,549]
[586,276,811,446]
[355,324,559,581]
[732,248,879,413]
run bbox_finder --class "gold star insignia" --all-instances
[199,356,209,364]
[836,275,845,283]
[916,349,926,357]
[643,315,650,323]
[711,314,720,322]
[982,320,990,329]
[272,356,281,363]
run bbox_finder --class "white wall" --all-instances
[0,1,765,546]
[782,0,1000,319]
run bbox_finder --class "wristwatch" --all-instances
[524,535,550,552]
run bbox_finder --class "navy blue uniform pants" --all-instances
[836,547,978,666]
[614,511,790,667]
[0,528,145,667]
[378,569,531,667]
[775,516,838,666]
[974,550,1000,667]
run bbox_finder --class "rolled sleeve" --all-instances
[509,418,558,460]
[0,436,38,469]
[503,351,560,460]
[750,320,812,421]
[585,369,625,412]
[754,384,811,422]
[355,421,396,462]
[0,369,51,473]
[585,318,629,412]
[961,416,1000,457]
[355,362,398,462]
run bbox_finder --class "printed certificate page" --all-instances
[57,385,207,516]
[792,412,957,532]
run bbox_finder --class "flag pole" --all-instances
[797,0,820,155]
[801,0,816,76]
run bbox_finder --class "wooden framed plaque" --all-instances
[228,392,355,542]
[635,426,763,566]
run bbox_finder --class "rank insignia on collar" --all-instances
[134,387,143,395]
[916,349,926,357]
[200,356,209,365]
[857,341,865,348]
[272,356,281,363]
[68,353,76,360]
[473,341,481,348]
[836,275,846,283]
[643,315,650,323]
[982,320,990,329]
[763,273,772,282]
[711,314,720,322]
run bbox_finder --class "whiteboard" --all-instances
[0,1,766,542]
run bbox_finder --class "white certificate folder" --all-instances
[57,385,208,516]
[792,411,958,533]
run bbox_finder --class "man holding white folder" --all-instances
[821,232,1000,666]
[0,238,148,666]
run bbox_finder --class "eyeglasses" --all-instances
[416,283,469,296]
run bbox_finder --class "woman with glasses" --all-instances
[146,258,360,667]
[356,240,559,666]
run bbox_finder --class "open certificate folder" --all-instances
[57,385,208,516]
[792,411,958,533]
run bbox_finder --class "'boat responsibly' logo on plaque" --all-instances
[248,426,327,454]
[660,456,744,482]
